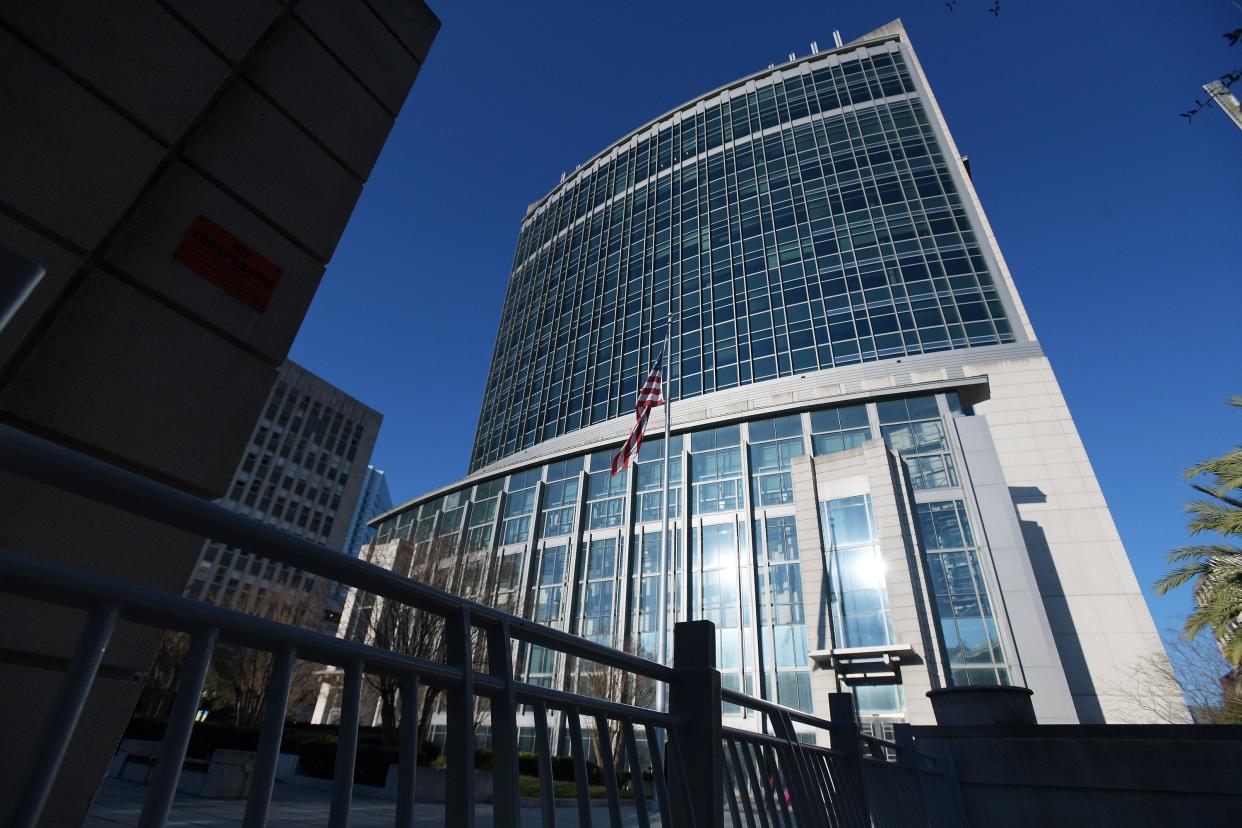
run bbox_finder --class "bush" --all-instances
[549,755,601,784]
[291,734,445,783]
[517,752,539,777]
[418,740,441,766]
[355,745,400,786]
[474,747,492,770]
[123,719,262,760]
[295,738,337,780]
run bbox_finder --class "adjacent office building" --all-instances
[343,465,394,559]
[345,20,1184,736]
[183,360,383,623]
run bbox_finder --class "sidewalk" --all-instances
[86,777,662,826]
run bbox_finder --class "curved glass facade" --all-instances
[370,389,1011,720]
[471,41,1015,471]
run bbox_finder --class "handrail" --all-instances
[0,550,468,687]
[722,726,840,758]
[721,685,844,732]
[0,424,676,682]
[0,549,687,726]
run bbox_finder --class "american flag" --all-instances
[611,346,665,476]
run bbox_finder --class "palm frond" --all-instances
[1189,482,1242,510]
[1155,562,1209,594]
[1185,450,1242,497]
[1185,499,1242,537]
[1164,544,1242,564]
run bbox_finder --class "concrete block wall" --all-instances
[0,2,438,824]
[918,724,1242,826]
[963,354,1186,723]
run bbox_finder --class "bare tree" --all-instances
[1114,631,1242,724]
[204,583,331,727]
[349,534,495,747]
[571,639,657,771]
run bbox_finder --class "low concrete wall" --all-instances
[914,724,1242,827]
[107,740,255,798]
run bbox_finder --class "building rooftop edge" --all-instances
[521,19,908,221]
[282,358,384,424]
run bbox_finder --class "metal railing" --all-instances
[0,423,965,827]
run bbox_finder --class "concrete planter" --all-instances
[275,753,299,781]
[927,685,1036,726]
[107,741,256,798]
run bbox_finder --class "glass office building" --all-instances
[340,21,1181,731]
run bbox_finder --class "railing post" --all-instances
[669,620,722,828]
[894,722,929,824]
[485,618,521,827]
[445,606,476,827]
[827,692,872,825]
[9,605,117,828]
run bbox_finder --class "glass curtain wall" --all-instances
[472,44,1014,471]
[372,392,1010,718]
[754,515,812,712]
[821,494,902,714]
[916,500,1009,686]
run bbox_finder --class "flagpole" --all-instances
[654,314,672,714]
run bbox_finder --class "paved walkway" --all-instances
[86,777,662,827]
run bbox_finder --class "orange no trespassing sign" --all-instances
[174,215,282,311]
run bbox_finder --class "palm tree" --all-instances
[1155,397,1242,666]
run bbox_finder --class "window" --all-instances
[877,396,957,490]
[631,532,663,657]
[464,495,497,552]
[542,477,578,537]
[691,425,743,514]
[532,544,568,627]
[755,515,812,711]
[694,521,747,708]
[916,501,1008,686]
[502,481,537,545]
[586,470,626,529]
[580,538,618,644]
[821,495,893,648]
[748,414,805,506]
[810,404,871,455]
[635,435,683,522]
[494,549,524,613]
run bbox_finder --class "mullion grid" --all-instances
[471,47,1014,471]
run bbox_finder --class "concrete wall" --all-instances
[965,356,1187,724]
[917,724,1242,827]
[0,2,437,825]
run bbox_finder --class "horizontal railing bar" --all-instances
[506,616,677,681]
[720,687,842,732]
[861,756,900,766]
[513,683,685,728]
[721,726,840,758]
[0,549,689,728]
[0,425,676,683]
[0,551,468,687]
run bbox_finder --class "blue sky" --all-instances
[289,1,1241,633]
